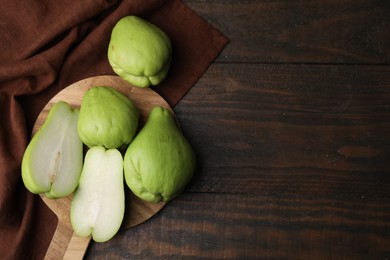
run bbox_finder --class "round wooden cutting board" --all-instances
[33,75,169,260]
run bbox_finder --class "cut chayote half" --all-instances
[21,101,83,199]
[71,146,125,243]
[77,86,139,150]
[108,16,172,88]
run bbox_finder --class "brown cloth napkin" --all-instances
[0,0,228,259]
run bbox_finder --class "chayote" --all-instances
[107,16,172,88]
[21,101,83,199]
[71,146,125,243]
[123,106,196,203]
[77,86,139,150]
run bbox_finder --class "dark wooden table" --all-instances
[86,1,390,258]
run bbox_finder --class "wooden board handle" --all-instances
[44,221,73,260]
[63,233,92,260]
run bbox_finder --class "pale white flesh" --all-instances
[71,147,125,243]
[21,101,83,198]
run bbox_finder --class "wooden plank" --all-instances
[174,63,390,198]
[85,193,390,259]
[183,0,390,64]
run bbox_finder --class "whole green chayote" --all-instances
[108,16,172,88]
[77,86,139,150]
[123,106,196,203]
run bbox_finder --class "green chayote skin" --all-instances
[124,106,196,203]
[108,16,172,88]
[77,86,139,150]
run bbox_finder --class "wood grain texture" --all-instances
[86,193,390,259]
[175,64,390,198]
[184,0,390,64]
[83,64,390,259]
[81,1,390,259]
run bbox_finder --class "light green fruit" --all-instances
[124,106,196,203]
[71,146,125,243]
[21,101,83,199]
[77,86,139,150]
[108,16,172,88]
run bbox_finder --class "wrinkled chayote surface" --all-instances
[124,106,196,203]
[77,86,139,150]
[108,16,172,88]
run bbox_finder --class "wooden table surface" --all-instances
[85,1,390,259]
